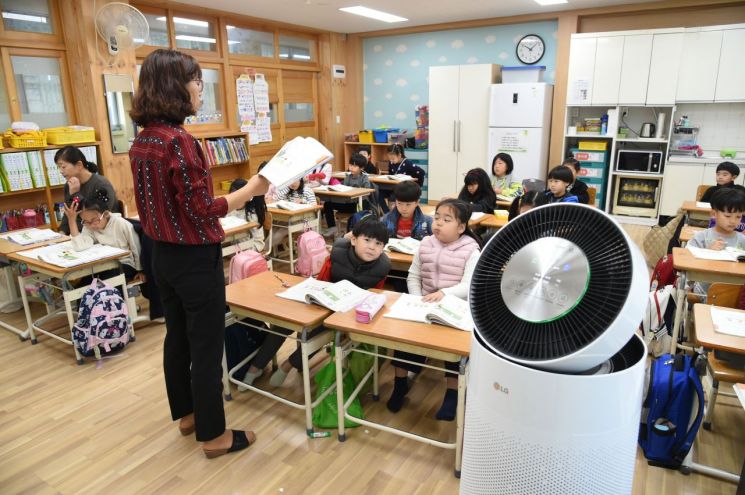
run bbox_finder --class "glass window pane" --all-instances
[279,34,314,62]
[284,102,313,123]
[186,68,222,125]
[0,64,11,130]
[11,55,68,127]
[143,13,168,46]
[173,15,216,52]
[227,25,274,57]
[1,0,52,34]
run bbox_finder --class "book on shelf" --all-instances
[383,293,474,332]
[17,241,128,268]
[687,246,745,262]
[203,137,249,167]
[27,152,46,188]
[385,237,420,255]
[267,200,313,211]
[2,228,62,246]
[315,184,353,193]
[0,152,33,191]
[259,136,333,189]
[276,278,372,313]
[43,149,66,186]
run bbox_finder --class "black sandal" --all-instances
[203,430,255,459]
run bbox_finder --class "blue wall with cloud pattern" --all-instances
[363,20,558,130]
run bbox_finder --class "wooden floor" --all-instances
[0,222,743,494]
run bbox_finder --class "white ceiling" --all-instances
[173,0,661,34]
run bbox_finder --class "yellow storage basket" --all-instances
[45,126,96,145]
[5,132,46,148]
[577,141,607,151]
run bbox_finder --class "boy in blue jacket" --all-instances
[381,181,432,240]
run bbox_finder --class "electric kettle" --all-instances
[640,123,656,138]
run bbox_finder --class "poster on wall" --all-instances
[235,71,272,144]
[236,74,255,133]
[253,74,270,114]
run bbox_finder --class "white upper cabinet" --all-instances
[646,32,684,105]
[618,35,652,105]
[591,36,624,105]
[715,28,745,101]
[567,37,597,105]
[676,29,723,102]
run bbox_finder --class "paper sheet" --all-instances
[711,306,745,337]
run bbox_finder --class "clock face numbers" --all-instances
[517,35,545,65]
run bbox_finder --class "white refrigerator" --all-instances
[487,83,553,182]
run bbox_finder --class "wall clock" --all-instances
[516,34,545,65]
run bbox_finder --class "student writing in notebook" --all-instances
[63,189,142,280]
[235,218,391,388]
[386,199,482,421]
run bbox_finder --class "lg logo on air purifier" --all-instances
[493,382,510,394]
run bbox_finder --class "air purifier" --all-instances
[461,203,649,494]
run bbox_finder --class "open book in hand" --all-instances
[276,277,372,313]
[385,237,420,255]
[258,136,333,189]
[687,245,745,262]
[3,228,62,246]
[383,293,474,332]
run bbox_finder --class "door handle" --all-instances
[453,120,457,152]
[457,120,462,152]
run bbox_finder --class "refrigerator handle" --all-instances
[457,120,462,152]
[452,120,457,152]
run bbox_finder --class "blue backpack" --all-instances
[638,353,705,469]
[346,210,375,233]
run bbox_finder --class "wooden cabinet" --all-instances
[715,28,745,101]
[566,37,597,105]
[428,64,499,201]
[618,35,652,105]
[659,161,705,216]
[676,29,723,102]
[343,141,391,173]
[646,33,684,105]
[591,36,624,106]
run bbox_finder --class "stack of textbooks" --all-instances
[203,137,249,167]
[27,152,46,188]
[43,150,66,186]
[0,152,34,191]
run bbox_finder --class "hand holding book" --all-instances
[258,137,333,189]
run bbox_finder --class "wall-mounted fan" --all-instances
[95,2,149,56]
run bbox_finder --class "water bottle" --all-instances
[601,114,608,135]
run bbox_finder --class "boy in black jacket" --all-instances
[563,157,590,205]
[700,161,745,203]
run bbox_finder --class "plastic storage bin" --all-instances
[45,126,95,145]
[359,130,373,143]
[501,66,546,83]
[577,141,607,151]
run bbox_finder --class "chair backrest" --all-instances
[706,283,742,308]
[696,184,710,201]
[587,187,597,206]
[115,200,128,218]
[522,178,545,193]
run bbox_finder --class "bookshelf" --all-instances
[0,142,101,231]
[344,141,392,174]
[192,131,251,194]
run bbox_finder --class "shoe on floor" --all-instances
[237,369,263,392]
[203,430,255,459]
[269,368,288,387]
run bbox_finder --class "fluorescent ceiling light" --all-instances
[279,53,289,58]
[338,6,407,23]
[293,54,311,60]
[157,16,208,27]
[534,0,568,5]
[226,25,235,30]
[175,35,216,43]
[2,12,48,23]
[227,40,240,45]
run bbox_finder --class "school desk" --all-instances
[219,221,260,257]
[266,204,322,274]
[313,187,374,210]
[680,304,744,484]
[324,291,471,477]
[680,225,705,245]
[0,229,69,340]
[224,271,336,434]
[8,248,134,364]
[681,200,712,223]
[496,199,513,209]
[385,250,413,273]
[479,214,508,230]
[669,247,745,355]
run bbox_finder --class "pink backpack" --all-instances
[229,246,268,284]
[295,229,328,277]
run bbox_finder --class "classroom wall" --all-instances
[361,21,558,130]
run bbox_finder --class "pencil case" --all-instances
[355,294,386,323]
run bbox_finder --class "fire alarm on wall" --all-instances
[332,65,346,79]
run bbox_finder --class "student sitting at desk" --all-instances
[322,153,373,236]
[544,166,579,204]
[381,181,432,240]
[507,190,548,221]
[458,168,497,213]
[305,162,334,188]
[563,157,590,205]
[490,152,522,199]
[700,161,745,203]
[273,177,317,253]
[379,144,425,213]
[63,189,142,280]
[387,199,481,421]
[237,219,391,388]
[227,178,266,253]
[358,145,379,174]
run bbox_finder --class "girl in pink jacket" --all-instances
[387,199,482,420]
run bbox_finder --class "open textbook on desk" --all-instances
[2,228,62,246]
[258,136,333,189]
[385,237,420,255]
[383,293,474,332]
[17,241,128,268]
[687,246,745,262]
[276,277,372,313]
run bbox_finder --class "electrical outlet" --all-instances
[620,106,628,117]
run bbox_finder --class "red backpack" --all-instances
[228,246,268,284]
[650,254,675,291]
[295,229,328,277]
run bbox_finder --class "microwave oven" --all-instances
[616,150,664,174]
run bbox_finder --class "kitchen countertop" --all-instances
[667,154,744,165]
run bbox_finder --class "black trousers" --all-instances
[323,201,357,228]
[391,350,459,378]
[152,241,226,442]
[254,326,325,371]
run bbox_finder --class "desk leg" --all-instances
[300,330,314,434]
[289,229,296,275]
[669,271,688,355]
[222,350,232,401]
[681,445,740,482]
[372,344,379,401]
[455,358,466,478]
[18,274,35,343]
[335,335,346,442]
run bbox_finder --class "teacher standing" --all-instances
[129,49,268,458]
